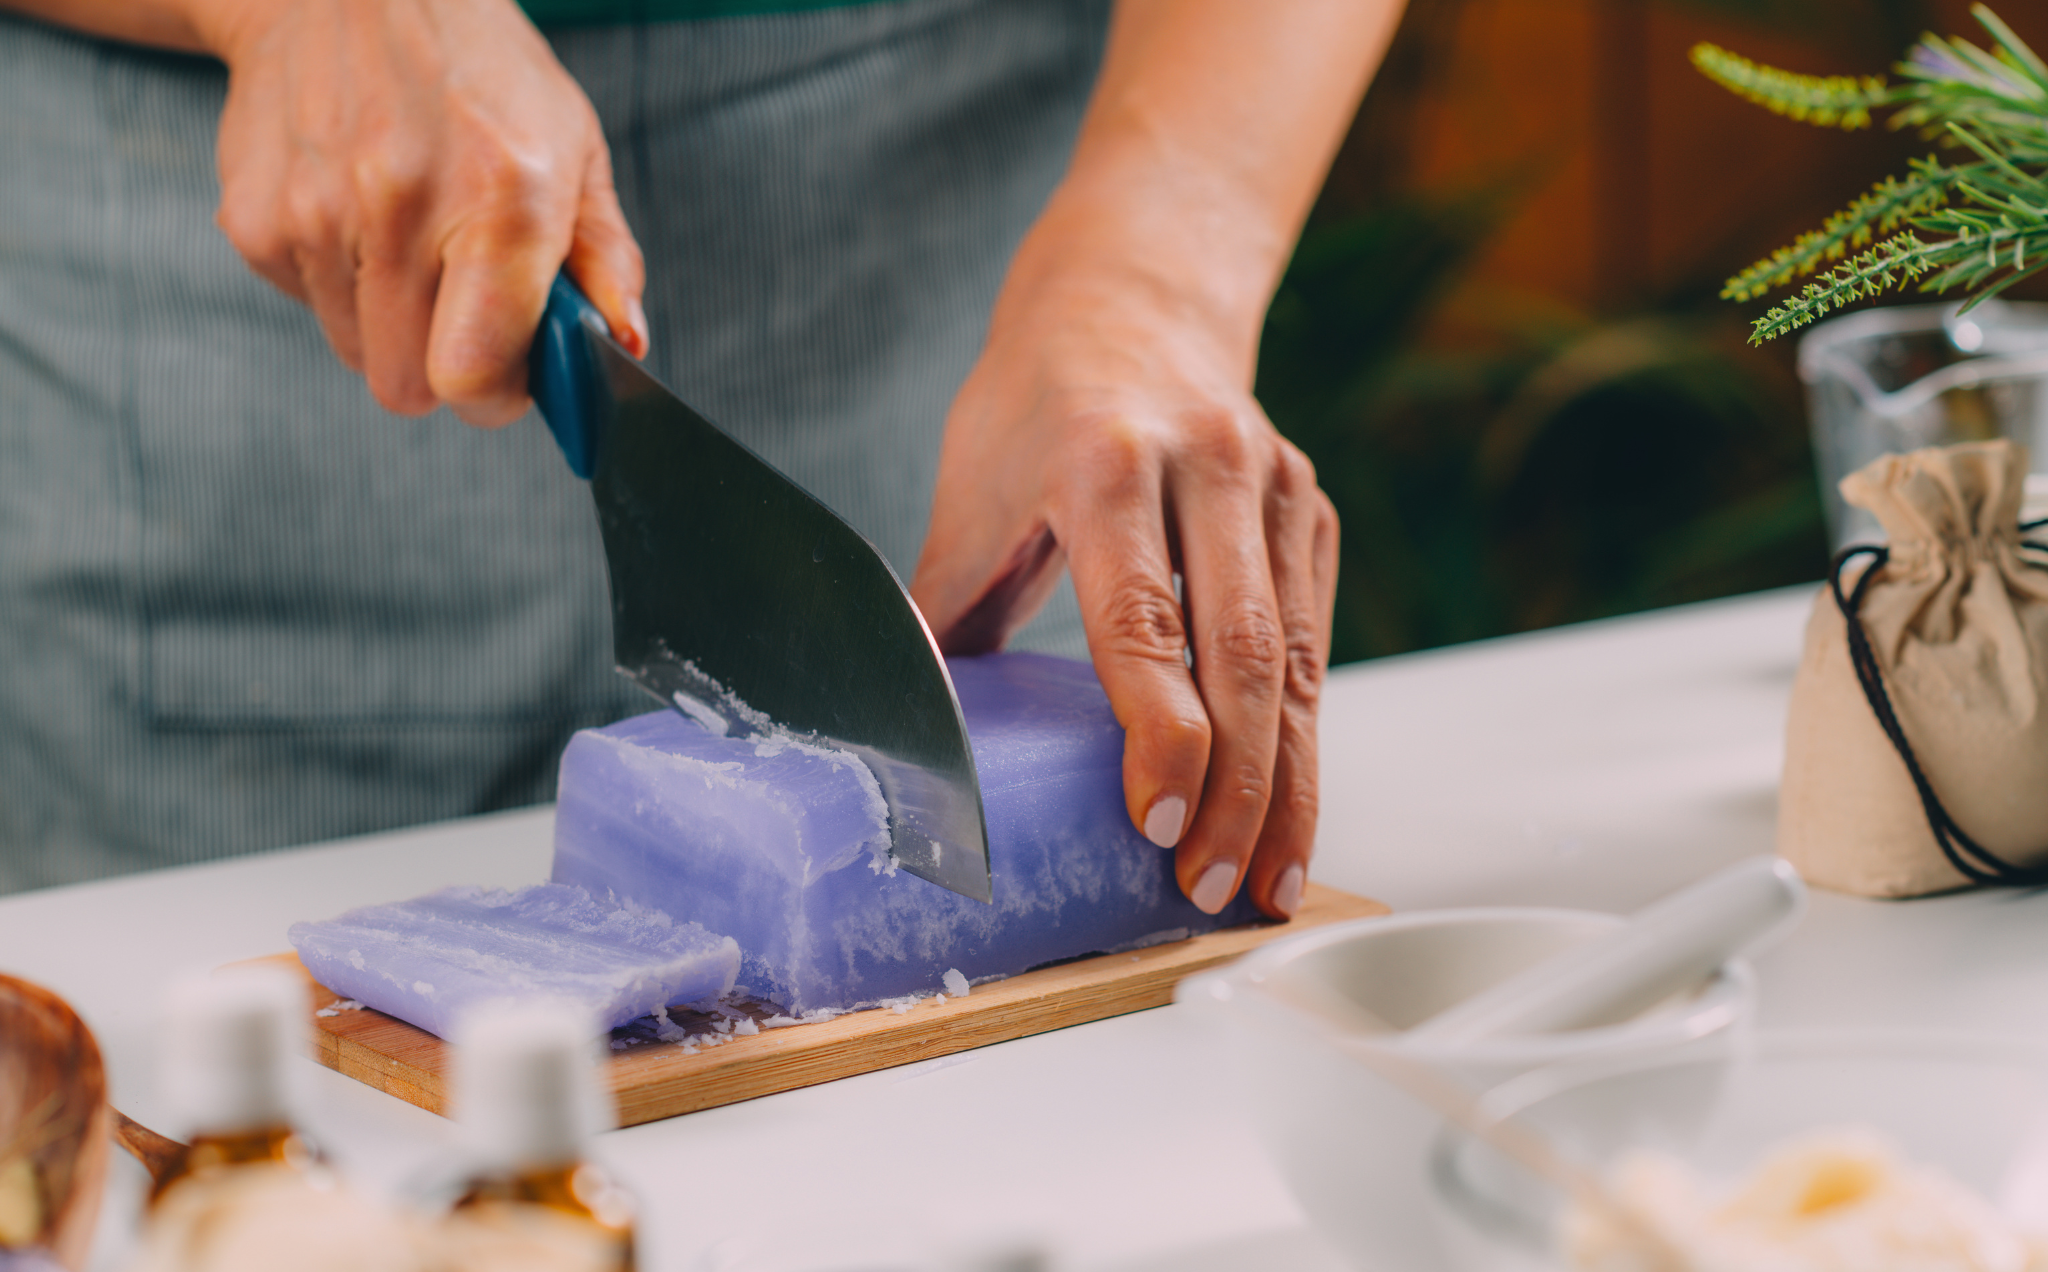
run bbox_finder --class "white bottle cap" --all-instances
[454,1001,614,1172]
[162,966,304,1138]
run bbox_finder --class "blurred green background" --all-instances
[1263,0,2039,665]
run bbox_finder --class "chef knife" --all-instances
[527,274,993,904]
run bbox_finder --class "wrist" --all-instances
[179,0,272,61]
[993,152,1293,385]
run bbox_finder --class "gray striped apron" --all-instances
[0,0,1105,893]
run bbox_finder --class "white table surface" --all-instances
[8,583,2045,1271]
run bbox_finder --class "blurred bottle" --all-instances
[439,1003,635,1272]
[148,967,311,1205]
[130,967,434,1272]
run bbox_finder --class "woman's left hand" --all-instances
[911,233,1337,921]
[910,0,1400,918]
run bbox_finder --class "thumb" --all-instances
[916,525,1068,656]
[564,147,648,359]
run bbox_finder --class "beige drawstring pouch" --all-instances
[1779,440,2048,897]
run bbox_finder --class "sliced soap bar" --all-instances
[551,652,1263,1015]
[288,883,739,1038]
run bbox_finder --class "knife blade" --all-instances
[528,274,992,904]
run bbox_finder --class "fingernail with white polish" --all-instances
[1190,860,1238,915]
[1143,795,1187,849]
[1273,863,1305,918]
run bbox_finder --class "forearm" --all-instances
[1003,0,1403,376]
[0,0,228,51]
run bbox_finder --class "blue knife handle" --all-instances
[529,272,608,480]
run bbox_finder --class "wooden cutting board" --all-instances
[262,882,1384,1128]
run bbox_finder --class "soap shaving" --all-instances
[627,962,980,1049]
[1107,928,1191,955]
[670,656,895,871]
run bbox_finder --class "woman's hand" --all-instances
[8,0,648,423]
[206,0,645,424]
[912,256,1337,920]
[910,0,1400,917]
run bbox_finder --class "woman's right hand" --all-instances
[7,0,648,424]
[209,0,647,424]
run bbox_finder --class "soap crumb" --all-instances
[650,1005,692,1044]
[942,968,970,998]
[1109,928,1190,955]
[733,1017,759,1036]
[934,993,947,1005]
[314,998,363,1019]
[760,1007,844,1028]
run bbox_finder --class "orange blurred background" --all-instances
[1265,0,2045,662]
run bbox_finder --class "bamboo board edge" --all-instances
[257,881,1386,1128]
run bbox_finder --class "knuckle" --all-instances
[1285,631,1327,706]
[1275,439,1319,492]
[1157,712,1213,757]
[427,353,506,408]
[1097,581,1189,662]
[353,139,433,224]
[1205,600,1287,684]
[460,145,558,244]
[1182,406,1259,471]
[1056,413,1157,502]
[368,371,434,417]
[217,197,288,267]
[1226,759,1274,808]
[281,182,342,249]
[474,146,548,207]
[1271,768,1319,829]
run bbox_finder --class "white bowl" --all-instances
[1175,909,1755,1271]
[1430,1030,2048,1270]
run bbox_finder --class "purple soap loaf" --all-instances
[288,883,740,1038]
[551,652,1262,1015]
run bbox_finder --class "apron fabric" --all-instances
[0,0,1104,894]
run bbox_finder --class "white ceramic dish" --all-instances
[1431,1031,2048,1270]
[1176,909,1755,1271]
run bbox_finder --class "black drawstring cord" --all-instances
[1829,540,2048,887]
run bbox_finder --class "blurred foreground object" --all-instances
[127,1166,434,1272]
[1801,300,2048,547]
[1781,439,2048,896]
[147,968,310,1204]
[0,975,107,1271]
[441,1004,634,1272]
[130,968,437,1272]
[1696,5,2048,342]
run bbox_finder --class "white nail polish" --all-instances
[1190,860,1238,914]
[1273,863,1305,917]
[1143,795,1186,849]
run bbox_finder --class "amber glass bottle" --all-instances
[441,1005,635,1272]
[150,968,311,1205]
